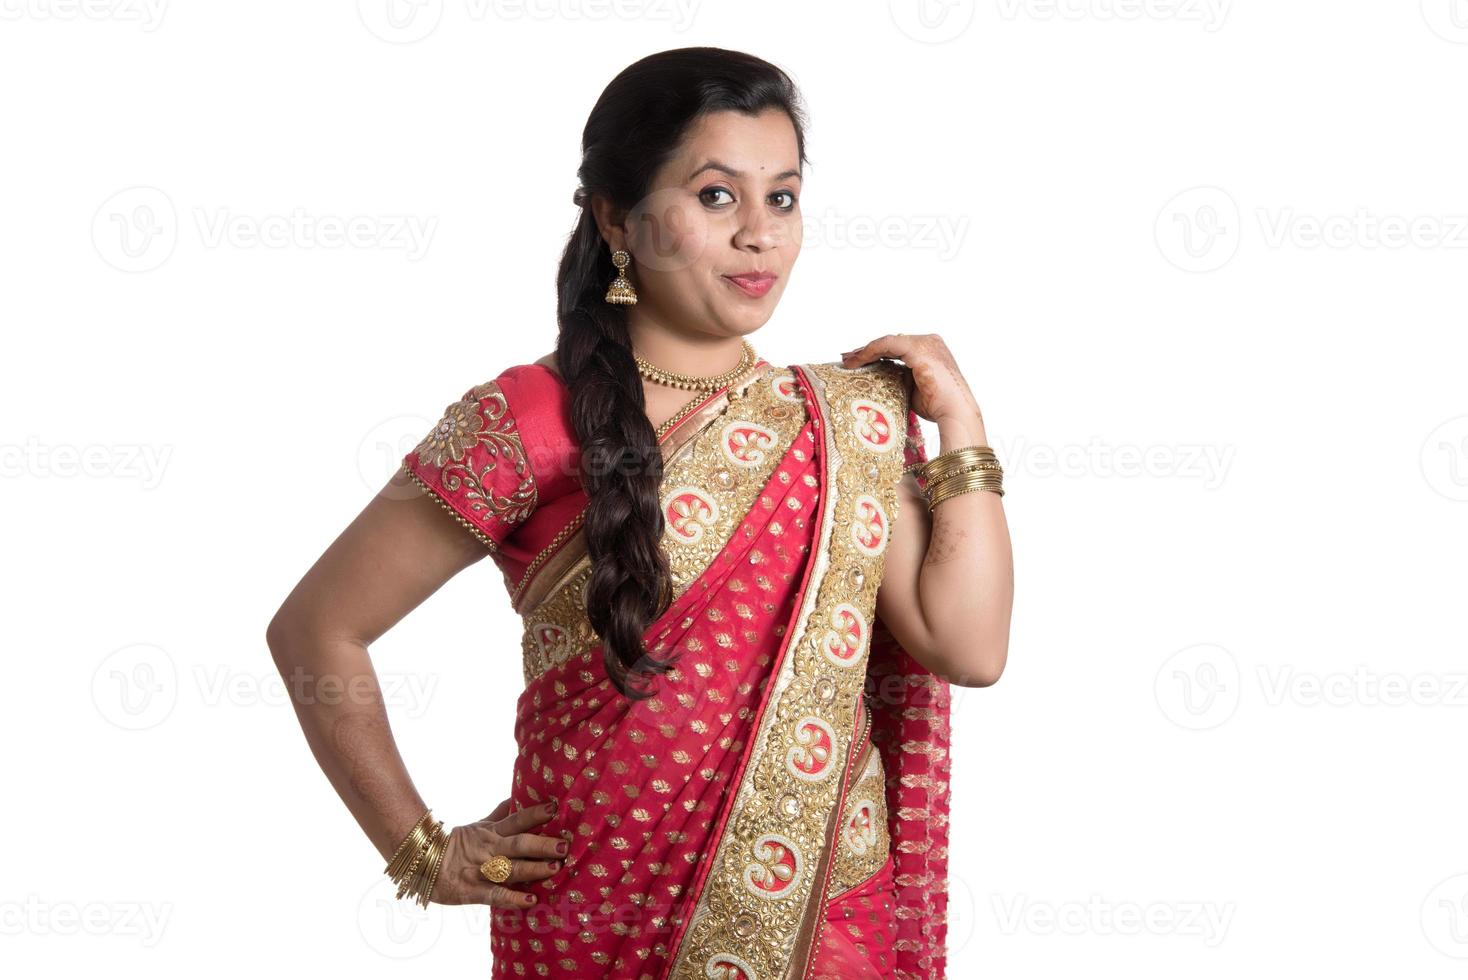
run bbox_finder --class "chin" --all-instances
[719,309,775,336]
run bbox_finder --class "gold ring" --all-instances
[479,855,513,884]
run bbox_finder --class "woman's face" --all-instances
[599,108,803,342]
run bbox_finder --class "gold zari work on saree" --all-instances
[669,361,912,980]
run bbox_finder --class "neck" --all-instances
[627,310,748,378]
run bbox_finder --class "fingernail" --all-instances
[526,894,537,905]
[546,800,558,814]
[550,861,561,871]
[556,841,568,855]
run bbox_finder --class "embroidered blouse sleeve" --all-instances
[400,374,540,552]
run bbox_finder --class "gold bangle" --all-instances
[927,469,1004,508]
[415,822,450,907]
[385,810,451,906]
[927,466,998,498]
[397,818,446,904]
[422,828,452,908]
[403,825,427,899]
[401,820,437,903]
[929,478,1004,509]
[384,810,434,882]
[930,463,1002,495]
[395,822,434,900]
[910,446,999,485]
[920,445,999,485]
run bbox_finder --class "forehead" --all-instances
[666,108,801,180]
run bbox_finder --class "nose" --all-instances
[732,200,782,252]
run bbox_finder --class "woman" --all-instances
[267,47,1012,980]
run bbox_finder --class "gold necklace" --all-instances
[634,339,758,392]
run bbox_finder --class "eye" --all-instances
[770,190,798,211]
[699,187,735,207]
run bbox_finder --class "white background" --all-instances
[3,1,1467,977]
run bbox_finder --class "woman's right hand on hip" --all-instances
[432,797,566,908]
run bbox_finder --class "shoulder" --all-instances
[400,360,579,549]
[453,361,576,490]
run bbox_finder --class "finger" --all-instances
[475,883,539,910]
[483,798,511,824]
[843,333,917,366]
[469,824,565,863]
[497,831,568,862]
[494,800,558,836]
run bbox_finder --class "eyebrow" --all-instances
[687,159,802,183]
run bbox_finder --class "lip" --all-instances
[723,272,776,298]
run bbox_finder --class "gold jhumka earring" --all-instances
[604,249,638,305]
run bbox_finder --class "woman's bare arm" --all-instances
[265,467,487,862]
[848,334,1015,689]
[876,429,1014,688]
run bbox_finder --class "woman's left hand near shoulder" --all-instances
[840,332,984,432]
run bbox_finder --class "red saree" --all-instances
[401,357,951,980]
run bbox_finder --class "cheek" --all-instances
[628,192,714,277]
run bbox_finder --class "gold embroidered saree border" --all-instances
[825,724,891,900]
[665,360,913,980]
